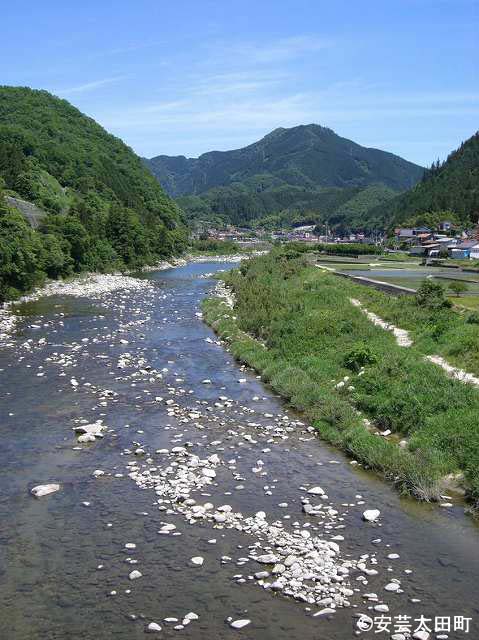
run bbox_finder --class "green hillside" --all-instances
[177,182,397,232]
[369,131,479,229]
[0,86,187,301]
[145,124,423,230]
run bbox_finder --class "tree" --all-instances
[448,280,468,297]
[0,206,44,301]
[38,233,73,278]
[416,280,452,309]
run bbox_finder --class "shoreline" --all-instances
[0,251,263,347]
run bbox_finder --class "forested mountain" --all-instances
[0,86,187,300]
[144,124,423,230]
[368,131,479,229]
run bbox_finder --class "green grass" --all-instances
[344,276,479,377]
[454,296,479,310]
[202,250,479,511]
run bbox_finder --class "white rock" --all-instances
[384,582,400,592]
[412,632,430,640]
[184,612,199,621]
[31,484,60,497]
[307,486,325,496]
[129,570,142,580]
[78,434,96,443]
[146,622,162,633]
[190,556,204,566]
[256,554,278,564]
[362,509,381,522]
[314,608,336,616]
[230,619,251,629]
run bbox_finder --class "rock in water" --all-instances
[146,622,162,633]
[31,484,60,497]
[230,619,251,629]
[412,632,430,640]
[129,570,142,580]
[362,509,381,522]
[307,486,325,496]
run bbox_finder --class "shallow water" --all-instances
[0,261,478,640]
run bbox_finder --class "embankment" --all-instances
[202,250,479,514]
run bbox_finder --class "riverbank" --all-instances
[202,250,479,514]
[0,252,263,347]
[0,272,155,347]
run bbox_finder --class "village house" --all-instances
[439,220,454,232]
[394,227,432,241]
[449,240,479,260]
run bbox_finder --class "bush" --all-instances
[466,311,479,324]
[416,280,452,309]
[343,343,377,372]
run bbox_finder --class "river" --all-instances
[0,261,478,640]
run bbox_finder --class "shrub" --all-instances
[343,343,377,372]
[466,311,479,324]
[415,280,452,309]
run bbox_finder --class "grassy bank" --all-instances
[202,250,479,512]
[338,272,479,377]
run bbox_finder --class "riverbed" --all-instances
[0,261,478,640]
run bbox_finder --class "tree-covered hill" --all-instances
[144,124,423,230]
[0,86,187,301]
[369,131,479,229]
[146,124,423,195]
[176,181,397,232]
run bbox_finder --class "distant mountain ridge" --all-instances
[144,124,424,230]
[146,124,423,196]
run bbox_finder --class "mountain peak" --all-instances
[145,124,423,198]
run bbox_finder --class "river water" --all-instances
[0,261,478,640]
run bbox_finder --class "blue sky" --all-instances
[1,0,478,165]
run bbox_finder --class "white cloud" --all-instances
[229,35,331,64]
[55,76,125,96]
[190,70,288,96]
